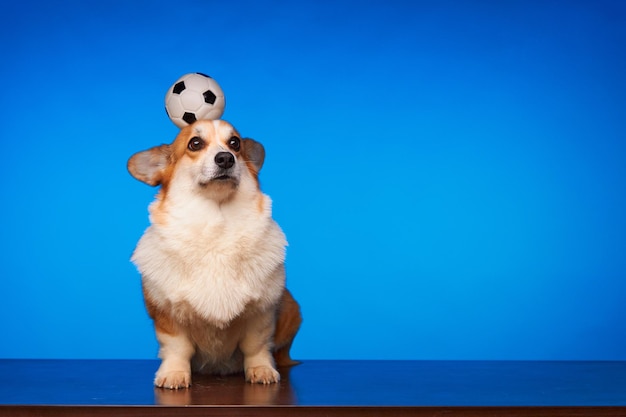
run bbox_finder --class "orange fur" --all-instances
[143,284,176,336]
[273,289,303,367]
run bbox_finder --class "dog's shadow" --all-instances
[154,366,297,406]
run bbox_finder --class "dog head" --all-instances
[127,120,265,202]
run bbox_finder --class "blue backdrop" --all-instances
[1,0,625,360]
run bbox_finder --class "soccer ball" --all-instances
[164,73,225,128]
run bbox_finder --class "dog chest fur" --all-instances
[131,180,287,327]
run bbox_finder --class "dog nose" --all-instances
[215,152,235,169]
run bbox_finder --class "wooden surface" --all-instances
[1,360,626,416]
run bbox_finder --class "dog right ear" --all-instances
[127,144,171,186]
[242,139,266,174]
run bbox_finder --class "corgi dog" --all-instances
[127,119,301,389]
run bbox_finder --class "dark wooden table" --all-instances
[1,360,625,416]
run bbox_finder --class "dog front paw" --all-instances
[246,365,280,384]
[154,370,191,390]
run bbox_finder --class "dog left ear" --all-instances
[127,144,171,186]
[242,138,265,173]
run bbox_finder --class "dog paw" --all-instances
[246,365,280,384]
[154,370,192,390]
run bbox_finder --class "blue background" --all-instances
[1,0,625,360]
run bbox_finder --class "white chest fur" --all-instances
[131,181,287,327]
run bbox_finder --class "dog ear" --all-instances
[242,138,265,173]
[127,144,171,186]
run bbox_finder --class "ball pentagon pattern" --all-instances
[165,73,225,128]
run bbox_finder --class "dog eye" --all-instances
[188,137,205,152]
[228,136,241,152]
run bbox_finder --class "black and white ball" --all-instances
[164,73,225,128]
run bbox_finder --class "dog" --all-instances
[127,119,301,389]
